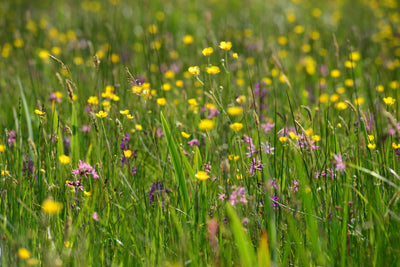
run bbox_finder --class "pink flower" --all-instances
[92,212,99,222]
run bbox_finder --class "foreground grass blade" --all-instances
[17,77,33,143]
[226,203,256,267]
[160,112,190,211]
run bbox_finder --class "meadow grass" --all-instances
[1,0,400,266]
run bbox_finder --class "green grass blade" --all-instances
[160,112,190,211]
[226,203,256,267]
[71,103,79,165]
[17,77,33,142]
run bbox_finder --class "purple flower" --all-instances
[269,179,277,189]
[7,130,16,147]
[333,153,345,173]
[187,139,200,146]
[229,187,247,206]
[291,179,299,193]
[65,180,84,192]
[148,181,165,204]
[203,161,211,174]
[272,194,279,208]
[262,141,275,155]
[132,166,137,176]
[72,160,99,179]
[315,168,337,180]
[243,135,257,158]
[249,158,264,177]
[92,212,99,222]
[261,122,275,134]
[22,158,35,179]
[50,93,62,103]
[218,193,226,201]
[80,125,91,132]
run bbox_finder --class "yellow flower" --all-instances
[230,123,243,131]
[181,131,191,138]
[96,111,108,118]
[64,241,73,248]
[335,102,348,110]
[34,109,45,116]
[294,25,304,34]
[127,114,134,120]
[277,36,288,45]
[219,41,232,50]
[310,31,320,40]
[183,35,194,44]
[0,144,5,152]
[157,98,167,106]
[188,98,199,106]
[287,13,296,23]
[41,198,63,214]
[312,8,322,17]
[319,94,329,103]
[236,174,243,180]
[18,248,31,260]
[202,47,214,56]
[311,135,321,142]
[236,95,246,104]
[345,61,356,68]
[111,53,119,63]
[188,66,200,75]
[354,97,364,106]
[161,83,171,91]
[148,24,157,34]
[383,97,396,105]
[88,96,99,105]
[345,79,354,87]
[330,94,340,102]
[110,94,120,101]
[59,155,70,164]
[349,51,360,61]
[232,53,238,59]
[124,150,132,158]
[196,171,209,181]
[176,80,183,87]
[135,124,143,131]
[392,143,400,149]
[83,191,92,197]
[120,109,129,115]
[279,137,288,143]
[227,106,243,116]
[206,66,220,74]
[376,85,384,92]
[198,119,215,131]
[390,81,399,89]
[368,143,376,149]
[336,87,345,94]
[368,135,374,142]
[330,69,341,78]
[289,132,299,140]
